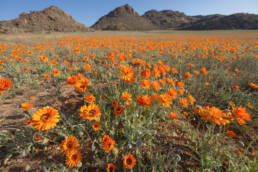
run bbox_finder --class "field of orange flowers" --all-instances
[0,32,257,171]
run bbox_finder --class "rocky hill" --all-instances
[0,6,90,33]
[1,4,257,32]
[180,13,258,30]
[91,4,158,31]
[93,5,258,31]
[142,10,198,29]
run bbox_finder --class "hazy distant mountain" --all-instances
[181,13,258,30]
[0,6,90,33]
[91,4,158,30]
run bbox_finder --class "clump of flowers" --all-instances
[67,74,90,92]
[79,103,101,121]
[137,95,152,107]
[60,136,81,167]
[159,93,172,107]
[195,106,232,125]
[232,106,251,125]
[121,91,132,106]
[75,77,90,92]
[101,135,116,153]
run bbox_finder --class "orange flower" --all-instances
[123,154,136,169]
[29,107,60,131]
[23,59,29,63]
[111,100,118,107]
[114,105,125,116]
[193,70,200,75]
[84,94,96,104]
[177,81,185,88]
[52,69,60,77]
[66,150,82,167]
[107,163,115,172]
[159,94,172,107]
[79,104,101,121]
[121,92,132,104]
[247,102,253,109]
[0,78,12,94]
[140,79,151,89]
[226,130,237,137]
[179,89,185,95]
[137,95,152,107]
[67,75,78,86]
[166,78,175,85]
[152,67,161,78]
[120,65,135,83]
[83,63,92,70]
[183,111,189,116]
[232,85,239,90]
[187,95,196,105]
[187,63,194,67]
[92,122,100,131]
[61,136,79,152]
[33,135,43,142]
[102,135,116,153]
[249,82,258,89]
[171,68,178,74]
[232,106,251,125]
[43,74,51,79]
[141,68,151,78]
[197,106,231,125]
[180,98,189,108]
[183,72,191,79]
[49,59,58,66]
[170,112,179,119]
[39,55,48,62]
[29,96,35,101]
[237,151,242,156]
[20,102,33,111]
[201,67,208,75]
[151,93,160,101]
[151,81,161,91]
[83,56,88,62]
[167,88,178,99]
[75,78,90,92]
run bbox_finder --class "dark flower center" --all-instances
[126,158,132,165]
[72,154,77,160]
[67,141,73,148]
[41,113,50,121]
[89,109,96,116]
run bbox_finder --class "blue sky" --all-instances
[0,0,257,26]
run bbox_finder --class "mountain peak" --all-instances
[0,5,90,33]
[107,4,139,17]
[46,5,60,10]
